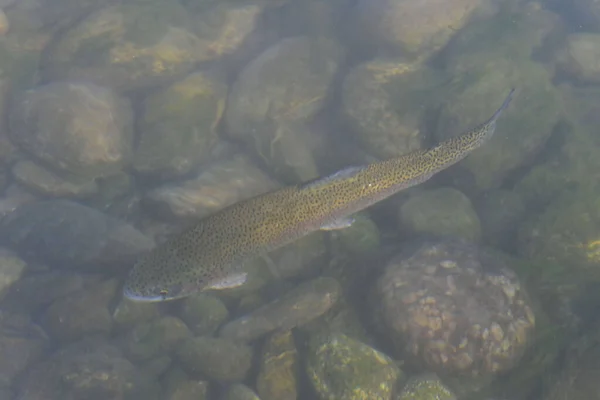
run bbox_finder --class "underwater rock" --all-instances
[477,189,525,249]
[374,239,535,388]
[219,277,341,342]
[256,330,298,400]
[15,336,159,400]
[133,70,228,178]
[518,186,600,281]
[435,61,561,191]
[307,333,400,400]
[0,184,37,219]
[0,247,26,301]
[12,159,99,198]
[1,270,97,314]
[0,199,154,272]
[41,1,227,92]
[514,84,600,209]
[341,58,439,159]
[298,296,371,345]
[225,36,343,183]
[9,81,134,180]
[112,295,161,333]
[9,82,133,178]
[176,337,253,382]
[225,384,262,400]
[178,293,229,336]
[40,278,118,343]
[397,373,456,400]
[542,331,600,400]
[143,153,279,221]
[555,33,600,84]
[435,5,564,192]
[399,187,481,242]
[119,316,191,364]
[165,379,208,400]
[0,312,47,388]
[356,0,483,60]
[192,2,263,60]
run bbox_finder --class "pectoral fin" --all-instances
[320,217,355,230]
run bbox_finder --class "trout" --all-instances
[124,89,515,301]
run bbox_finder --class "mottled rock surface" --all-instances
[307,333,400,400]
[16,337,159,400]
[375,239,535,382]
[256,331,298,400]
[0,312,47,388]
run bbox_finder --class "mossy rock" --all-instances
[307,333,401,400]
[518,185,600,282]
[133,70,227,178]
[42,1,208,91]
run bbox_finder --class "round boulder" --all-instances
[9,81,133,179]
[374,239,535,380]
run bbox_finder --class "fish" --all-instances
[124,88,515,302]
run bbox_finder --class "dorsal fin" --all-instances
[299,166,365,190]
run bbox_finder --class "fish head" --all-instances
[122,250,209,302]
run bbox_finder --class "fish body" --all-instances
[124,89,515,302]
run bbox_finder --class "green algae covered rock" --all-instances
[541,327,600,400]
[256,330,298,400]
[397,373,456,400]
[15,337,159,400]
[42,1,214,92]
[399,187,481,242]
[518,185,600,281]
[307,333,400,400]
[133,70,227,178]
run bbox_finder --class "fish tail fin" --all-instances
[487,88,516,125]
